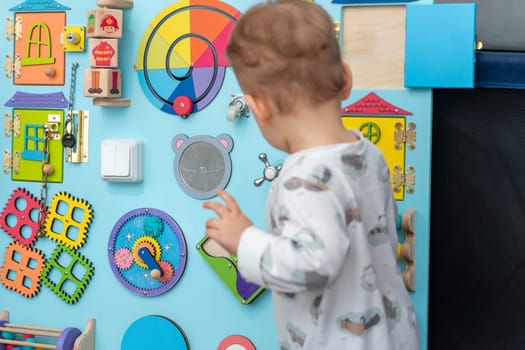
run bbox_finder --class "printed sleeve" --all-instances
[238,182,354,293]
[237,226,272,286]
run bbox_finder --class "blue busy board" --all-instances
[0,0,471,348]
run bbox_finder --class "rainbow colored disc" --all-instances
[135,0,242,116]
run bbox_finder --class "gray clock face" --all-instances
[172,134,233,199]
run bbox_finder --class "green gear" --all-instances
[41,244,94,304]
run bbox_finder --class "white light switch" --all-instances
[101,139,143,182]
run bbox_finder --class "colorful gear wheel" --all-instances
[114,248,133,270]
[143,215,164,237]
[132,236,161,269]
[0,241,45,298]
[108,208,187,297]
[44,191,93,250]
[0,187,43,247]
[157,261,174,284]
[40,244,95,304]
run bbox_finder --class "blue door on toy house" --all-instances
[338,2,476,350]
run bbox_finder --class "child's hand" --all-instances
[202,189,253,256]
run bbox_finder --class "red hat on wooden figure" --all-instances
[100,14,119,30]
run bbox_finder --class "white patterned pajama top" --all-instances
[238,130,420,350]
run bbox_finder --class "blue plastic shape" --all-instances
[121,315,189,350]
[405,3,476,88]
[332,0,416,3]
[9,0,70,12]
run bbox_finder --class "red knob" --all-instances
[173,96,194,117]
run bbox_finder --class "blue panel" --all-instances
[332,0,416,3]
[121,315,189,350]
[475,51,525,89]
[405,4,476,88]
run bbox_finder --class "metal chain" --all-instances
[65,62,79,162]
[69,62,78,107]
[68,61,79,116]
[37,125,52,238]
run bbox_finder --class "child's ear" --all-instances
[245,93,271,127]
[341,63,353,100]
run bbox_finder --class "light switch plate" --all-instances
[101,139,143,182]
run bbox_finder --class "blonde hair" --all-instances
[227,0,346,113]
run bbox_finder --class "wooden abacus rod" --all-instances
[0,325,60,337]
[2,322,63,333]
[0,338,56,349]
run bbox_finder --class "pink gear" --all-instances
[114,248,133,270]
[157,261,174,284]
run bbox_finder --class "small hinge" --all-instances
[5,17,22,41]
[394,122,416,151]
[3,150,20,174]
[393,165,415,194]
[5,54,22,79]
[4,112,20,137]
[333,21,340,39]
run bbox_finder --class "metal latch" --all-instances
[68,110,90,163]
[44,114,61,140]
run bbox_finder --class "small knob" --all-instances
[45,68,56,77]
[263,167,279,181]
[173,96,193,117]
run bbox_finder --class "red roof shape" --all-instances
[341,92,412,116]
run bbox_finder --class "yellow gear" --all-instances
[132,236,161,269]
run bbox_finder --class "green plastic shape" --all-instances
[11,108,64,182]
[196,236,264,305]
[22,22,56,66]
[41,244,95,304]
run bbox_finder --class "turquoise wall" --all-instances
[0,1,432,349]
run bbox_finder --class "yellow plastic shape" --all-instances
[342,116,406,200]
[44,192,93,250]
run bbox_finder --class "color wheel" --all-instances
[135,0,242,116]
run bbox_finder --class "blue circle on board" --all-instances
[121,315,189,350]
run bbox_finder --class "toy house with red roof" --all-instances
[341,92,415,200]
